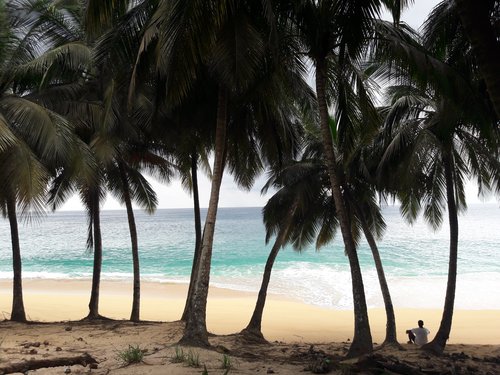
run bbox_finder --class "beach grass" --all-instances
[117,344,144,365]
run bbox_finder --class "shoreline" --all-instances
[1,279,499,345]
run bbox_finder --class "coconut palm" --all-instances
[342,145,399,347]
[0,0,95,323]
[291,0,422,355]
[374,29,498,356]
[92,0,219,323]
[381,87,498,354]
[137,0,309,346]
[94,0,177,321]
[371,6,499,353]
[151,76,216,322]
[132,1,224,345]
[107,151,171,322]
[13,0,111,320]
[242,117,401,346]
[22,0,165,321]
[241,149,333,340]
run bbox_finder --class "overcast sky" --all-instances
[61,0,494,211]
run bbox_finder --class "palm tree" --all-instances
[291,2,417,354]
[343,152,399,347]
[0,0,91,323]
[94,1,177,322]
[150,77,216,322]
[381,87,498,354]
[107,153,166,322]
[131,1,223,343]
[293,0,380,356]
[242,121,401,347]
[138,0,308,346]
[24,0,164,321]
[179,147,210,322]
[372,9,499,354]
[241,151,332,340]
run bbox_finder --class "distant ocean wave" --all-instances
[1,205,499,311]
[3,268,499,310]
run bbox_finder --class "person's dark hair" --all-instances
[418,320,424,327]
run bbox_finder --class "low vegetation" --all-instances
[170,346,201,368]
[220,354,233,370]
[117,344,144,365]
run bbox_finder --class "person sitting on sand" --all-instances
[406,320,430,345]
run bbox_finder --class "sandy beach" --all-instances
[1,279,499,344]
[1,279,500,374]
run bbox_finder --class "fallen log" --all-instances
[353,354,454,375]
[0,353,97,374]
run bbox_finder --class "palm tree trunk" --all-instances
[179,86,228,347]
[118,162,141,322]
[87,190,103,320]
[241,238,281,339]
[181,152,202,321]
[357,209,398,346]
[422,153,458,355]
[315,60,372,357]
[242,203,298,339]
[7,196,27,322]
[454,0,500,118]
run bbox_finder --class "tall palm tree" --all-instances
[95,0,218,323]
[343,150,399,347]
[290,2,418,354]
[4,0,110,320]
[241,151,333,340]
[138,0,308,346]
[0,0,91,323]
[25,0,163,320]
[372,9,499,354]
[179,148,210,322]
[93,1,176,322]
[242,121,401,347]
[293,0,382,356]
[107,153,167,322]
[132,1,223,344]
[151,77,216,322]
[381,87,498,354]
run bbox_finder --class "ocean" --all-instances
[0,204,499,310]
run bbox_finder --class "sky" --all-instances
[60,0,495,211]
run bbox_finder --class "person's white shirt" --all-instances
[411,327,430,345]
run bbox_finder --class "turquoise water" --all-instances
[1,204,499,310]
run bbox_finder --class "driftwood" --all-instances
[0,353,97,374]
[354,354,453,375]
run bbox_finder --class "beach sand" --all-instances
[1,279,499,374]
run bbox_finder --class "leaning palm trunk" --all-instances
[357,210,398,346]
[241,238,281,340]
[179,87,228,347]
[87,191,103,320]
[315,61,372,357]
[7,196,27,322]
[422,153,458,355]
[241,203,298,340]
[181,152,203,321]
[118,163,141,322]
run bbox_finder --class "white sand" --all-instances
[1,279,499,344]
